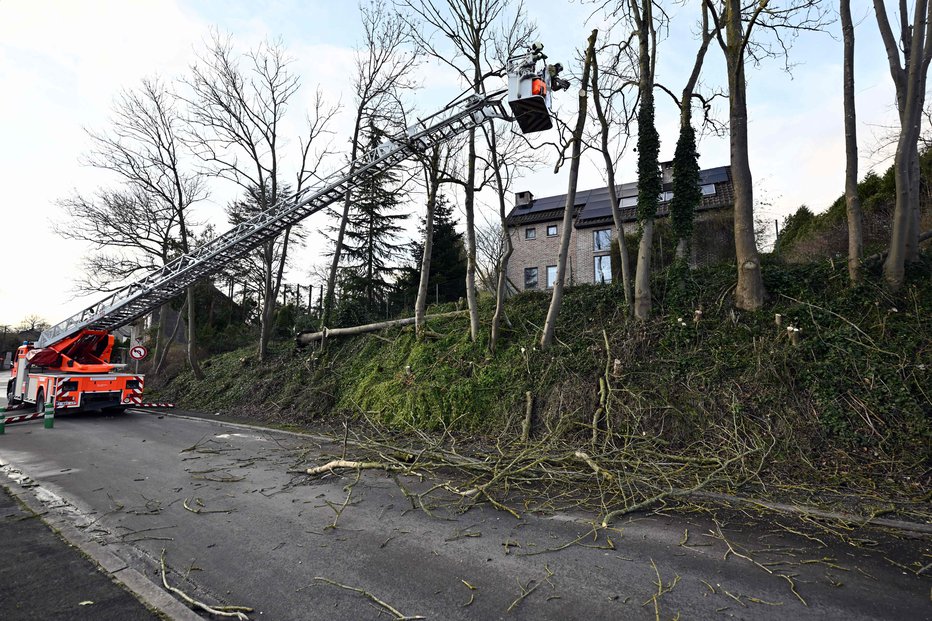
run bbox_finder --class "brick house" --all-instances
[505,164,736,291]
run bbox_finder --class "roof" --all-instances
[506,165,733,229]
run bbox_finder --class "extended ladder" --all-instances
[38,93,511,348]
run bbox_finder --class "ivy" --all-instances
[670,121,700,248]
[636,91,661,225]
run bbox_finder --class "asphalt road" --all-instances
[1,408,929,620]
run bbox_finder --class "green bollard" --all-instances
[0,415,5,435]
[43,401,54,429]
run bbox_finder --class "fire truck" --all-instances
[5,44,566,416]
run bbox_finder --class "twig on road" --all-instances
[313,576,424,620]
[160,549,253,620]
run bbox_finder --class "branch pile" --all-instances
[302,417,771,526]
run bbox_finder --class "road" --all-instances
[1,408,929,620]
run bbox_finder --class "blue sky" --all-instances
[0,0,902,327]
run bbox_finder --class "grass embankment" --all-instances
[160,255,931,508]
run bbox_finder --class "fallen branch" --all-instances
[314,577,424,620]
[306,459,399,476]
[296,311,468,346]
[160,549,252,620]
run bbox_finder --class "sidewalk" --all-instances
[0,486,160,621]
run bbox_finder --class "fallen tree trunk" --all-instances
[296,311,469,346]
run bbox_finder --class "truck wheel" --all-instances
[6,381,16,405]
[35,389,45,414]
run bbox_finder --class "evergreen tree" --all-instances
[396,194,467,307]
[339,125,408,322]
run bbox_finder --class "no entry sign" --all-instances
[129,345,149,361]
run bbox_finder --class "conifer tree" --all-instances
[339,125,408,321]
[397,194,467,306]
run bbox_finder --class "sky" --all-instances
[0,0,905,328]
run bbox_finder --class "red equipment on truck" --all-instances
[5,43,566,418]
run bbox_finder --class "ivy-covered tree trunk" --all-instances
[633,1,660,322]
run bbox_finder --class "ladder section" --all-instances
[38,95,510,348]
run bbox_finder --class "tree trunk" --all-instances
[185,286,204,380]
[415,148,442,339]
[296,311,468,345]
[540,29,598,351]
[872,0,932,288]
[725,0,765,310]
[841,0,863,284]
[488,129,513,354]
[634,220,654,319]
[590,50,632,308]
[464,129,480,341]
[633,1,659,322]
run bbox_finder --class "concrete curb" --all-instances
[0,470,201,621]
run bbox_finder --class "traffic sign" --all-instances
[129,345,149,361]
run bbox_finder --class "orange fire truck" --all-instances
[6,330,142,414]
[4,43,564,419]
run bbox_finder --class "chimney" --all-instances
[660,160,674,184]
[515,190,534,208]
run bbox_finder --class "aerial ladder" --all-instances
[5,44,568,418]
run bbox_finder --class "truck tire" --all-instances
[6,380,17,406]
[35,389,45,414]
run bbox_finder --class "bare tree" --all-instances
[399,0,536,342]
[704,0,828,310]
[413,146,445,338]
[873,0,932,289]
[483,124,540,353]
[17,315,50,333]
[60,78,207,378]
[541,30,599,351]
[322,2,416,328]
[841,0,862,284]
[184,33,335,360]
[590,39,635,308]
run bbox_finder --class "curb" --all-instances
[0,470,201,621]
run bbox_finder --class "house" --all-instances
[505,163,736,291]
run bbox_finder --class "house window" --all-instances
[593,229,612,251]
[660,191,673,202]
[546,224,558,237]
[620,196,637,208]
[525,227,536,240]
[524,267,539,289]
[701,183,716,195]
[546,265,557,289]
[594,255,612,284]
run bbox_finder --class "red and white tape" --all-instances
[133,403,175,409]
[2,411,46,425]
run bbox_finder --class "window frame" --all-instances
[524,266,539,289]
[546,265,558,289]
[546,224,558,237]
[593,228,612,251]
[524,227,537,240]
[594,255,612,284]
